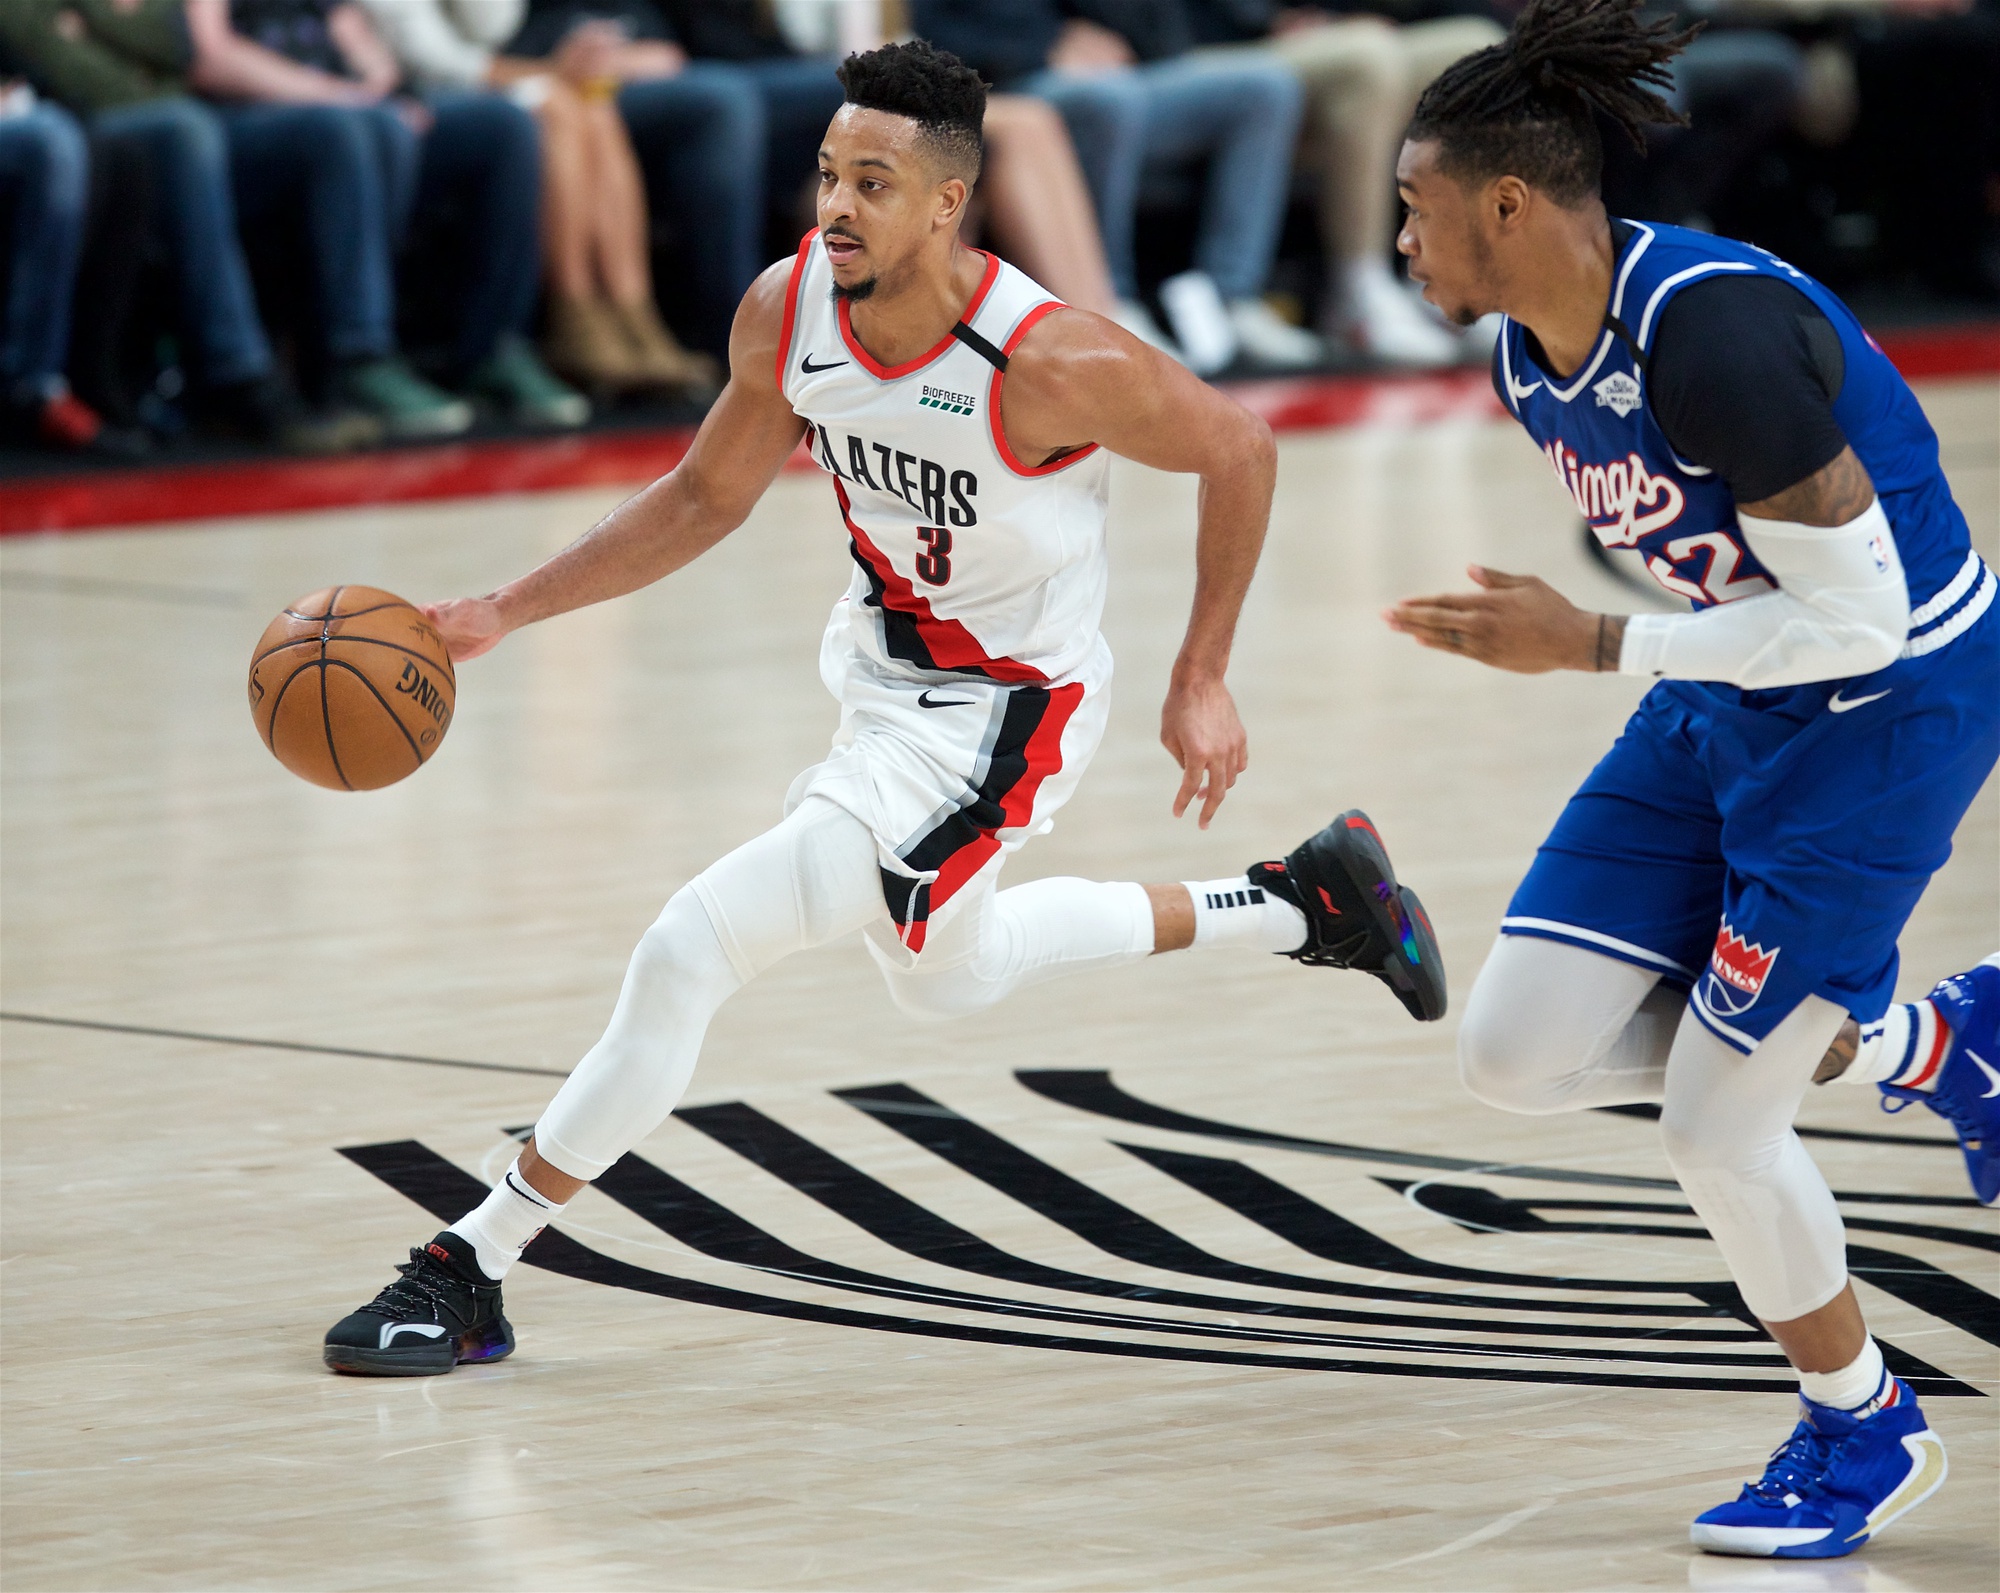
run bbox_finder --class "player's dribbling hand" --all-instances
[1161,675,1248,829]
[421,597,509,663]
[1384,566,1605,673]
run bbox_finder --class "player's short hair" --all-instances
[837,39,987,184]
[1408,0,1697,206]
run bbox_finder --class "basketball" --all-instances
[247,586,456,791]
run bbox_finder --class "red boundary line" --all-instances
[5,323,1995,537]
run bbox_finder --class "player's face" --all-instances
[817,107,966,302]
[1396,140,1501,327]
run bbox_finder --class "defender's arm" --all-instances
[1003,310,1277,826]
[425,262,808,660]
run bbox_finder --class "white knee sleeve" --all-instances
[1458,936,1679,1114]
[1660,995,1851,1323]
[875,876,1154,1023]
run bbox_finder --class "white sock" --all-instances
[1798,1337,1889,1413]
[448,1155,564,1281]
[1184,877,1308,954]
[1842,999,1946,1090]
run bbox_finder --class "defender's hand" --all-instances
[1385,565,1605,673]
[421,597,508,663]
[1161,674,1247,829]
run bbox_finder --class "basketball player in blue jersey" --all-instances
[1384,0,1999,1561]
[322,43,1444,1379]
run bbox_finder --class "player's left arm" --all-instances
[1002,309,1277,827]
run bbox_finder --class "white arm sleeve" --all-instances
[1619,499,1909,687]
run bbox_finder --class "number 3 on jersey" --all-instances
[916,525,952,586]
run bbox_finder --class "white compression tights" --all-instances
[533,796,1155,1180]
[1458,935,1852,1324]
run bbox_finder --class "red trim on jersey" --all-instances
[773,229,818,391]
[987,301,1103,478]
[903,682,1085,953]
[1903,1000,1952,1090]
[833,479,1048,684]
[837,251,1000,380]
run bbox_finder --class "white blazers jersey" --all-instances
[777,232,1112,687]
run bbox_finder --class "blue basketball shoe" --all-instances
[1880,956,2000,1206]
[1691,1378,1947,1558]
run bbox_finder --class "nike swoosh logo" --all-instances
[917,690,974,709]
[379,1322,447,1349]
[800,355,848,374]
[1968,1049,2000,1098]
[1828,688,1891,713]
[1507,376,1542,402]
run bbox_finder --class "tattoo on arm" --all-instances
[1739,446,1875,527]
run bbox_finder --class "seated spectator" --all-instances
[358,0,716,396]
[0,0,379,451]
[979,92,1118,314]
[186,0,587,435]
[915,0,1324,374]
[1183,0,1505,367]
[0,82,135,451]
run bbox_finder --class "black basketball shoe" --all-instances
[1250,809,1447,1021]
[323,1231,515,1376]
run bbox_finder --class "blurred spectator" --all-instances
[0,0,380,451]
[1183,1,1504,367]
[979,92,1119,314]
[0,83,136,451]
[915,0,1324,373]
[186,0,586,434]
[357,0,716,396]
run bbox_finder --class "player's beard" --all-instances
[831,276,879,303]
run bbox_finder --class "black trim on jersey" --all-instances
[881,686,1053,937]
[1603,313,1647,369]
[846,541,1007,680]
[950,320,1010,373]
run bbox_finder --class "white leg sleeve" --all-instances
[870,874,1156,1023]
[534,797,886,1180]
[1458,935,1682,1113]
[1660,994,1852,1324]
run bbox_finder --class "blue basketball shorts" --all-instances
[1503,610,1999,1053]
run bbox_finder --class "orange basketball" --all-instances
[248,586,456,790]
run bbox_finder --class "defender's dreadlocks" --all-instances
[1408,0,1699,205]
[838,40,987,183]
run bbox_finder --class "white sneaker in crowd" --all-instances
[1337,258,1461,369]
[1114,299,1186,363]
[1158,270,1238,376]
[1227,298,1326,371]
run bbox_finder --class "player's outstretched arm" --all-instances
[1003,310,1277,827]
[424,263,809,660]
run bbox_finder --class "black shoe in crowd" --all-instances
[323,1231,514,1377]
[200,373,381,455]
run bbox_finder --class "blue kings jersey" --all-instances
[1496,221,1992,663]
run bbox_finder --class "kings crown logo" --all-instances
[1705,924,1779,1017]
[919,384,976,416]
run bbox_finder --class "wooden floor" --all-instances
[3,380,1994,1592]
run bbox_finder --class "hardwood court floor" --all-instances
[3,380,1995,1592]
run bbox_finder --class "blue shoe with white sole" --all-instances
[1691,1378,1947,1558]
[1880,956,2000,1205]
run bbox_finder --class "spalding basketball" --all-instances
[248,586,456,790]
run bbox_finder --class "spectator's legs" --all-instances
[583,97,653,309]
[216,103,396,362]
[730,56,845,250]
[1621,31,1804,226]
[617,66,764,354]
[0,104,88,405]
[977,95,1116,315]
[89,98,274,388]
[1020,71,1149,300]
[411,92,543,375]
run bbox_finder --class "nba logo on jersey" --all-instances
[1705,924,1780,1017]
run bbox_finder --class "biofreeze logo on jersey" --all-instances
[811,423,979,527]
[918,385,976,416]
[1542,438,1685,546]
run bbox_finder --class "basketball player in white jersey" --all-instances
[323,41,1445,1375]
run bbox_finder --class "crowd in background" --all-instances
[1,0,1995,461]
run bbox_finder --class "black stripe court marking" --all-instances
[837,1084,1730,1302]
[1594,1101,1957,1150]
[592,1152,1779,1366]
[0,570,246,606]
[677,1102,1753,1326]
[0,1011,568,1078]
[342,1139,1845,1393]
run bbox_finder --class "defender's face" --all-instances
[1396,140,1500,328]
[816,106,960,299]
